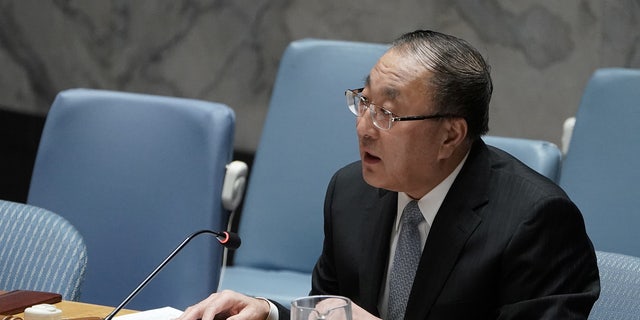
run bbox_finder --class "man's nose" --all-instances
[356,108,377,137]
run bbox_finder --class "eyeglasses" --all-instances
[345,88,457,130]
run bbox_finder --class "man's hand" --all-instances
[177,290,270,320]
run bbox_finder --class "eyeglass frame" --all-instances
[344,88,460,130]
[345,88,459,130]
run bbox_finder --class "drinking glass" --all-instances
[291,295,352,320]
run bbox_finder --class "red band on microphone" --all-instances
[218,231,230,244]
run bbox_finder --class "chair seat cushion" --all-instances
[218,266,311,306]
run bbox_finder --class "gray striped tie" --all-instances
[388,200,424,320]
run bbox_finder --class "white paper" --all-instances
[113,306,183,320]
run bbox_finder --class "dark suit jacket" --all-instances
[278,139,600,319]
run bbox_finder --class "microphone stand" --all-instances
[103,230,237,320]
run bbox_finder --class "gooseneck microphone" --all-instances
[103,229,241,320]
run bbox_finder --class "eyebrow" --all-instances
[364,75,400,101]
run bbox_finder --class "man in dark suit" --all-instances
[178,30,599,320]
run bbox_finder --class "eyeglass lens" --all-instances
[346,90,393,130]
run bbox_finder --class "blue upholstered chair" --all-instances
[27,89,236,310]
[589,251,640,319]
[0,199,87,301]
[217,39,564,306]
[559,68,640,257]
[482,136,562,182]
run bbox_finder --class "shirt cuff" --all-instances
[255,297,279,320]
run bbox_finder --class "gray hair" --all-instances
[391,30,492,140]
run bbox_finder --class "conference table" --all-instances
[0,292,136,320]
[15,300,137,319]
[2,290,182,320]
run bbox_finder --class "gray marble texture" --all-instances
[1,0,638,151]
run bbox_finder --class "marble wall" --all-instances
[1,0,638,152]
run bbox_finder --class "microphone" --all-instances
[103,229,241,320]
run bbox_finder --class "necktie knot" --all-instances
[402,200,423,226]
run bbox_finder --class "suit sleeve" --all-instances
[496,196,600,319]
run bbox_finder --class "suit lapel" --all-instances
[358,188,397,314]
[405,141,490,319]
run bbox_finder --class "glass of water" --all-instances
[291,295,352,320]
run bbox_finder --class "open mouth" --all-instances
[364,152,381,162]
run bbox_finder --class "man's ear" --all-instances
[438,117,468,160]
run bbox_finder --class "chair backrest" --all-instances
[559,68,640,257]
[27,89,235,310]
[482,135,562,182]
[231,39,388,274]
[0,199,87,301]
[589,251,640,319]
